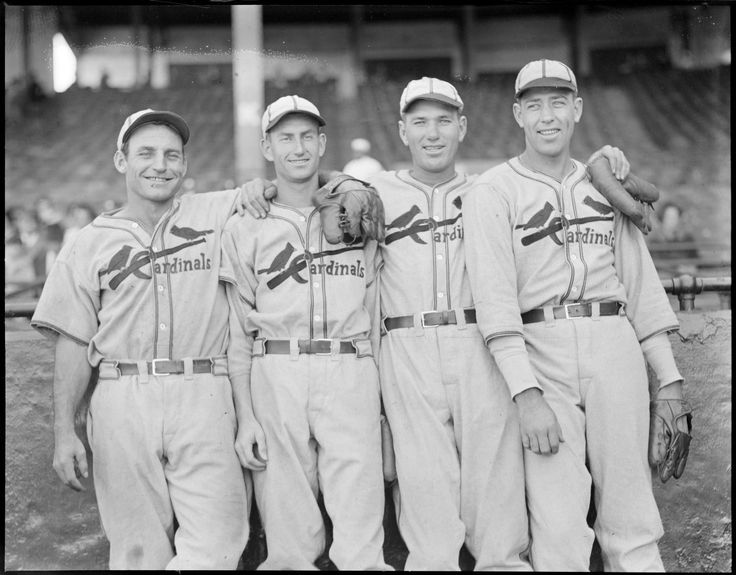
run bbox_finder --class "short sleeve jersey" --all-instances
[369,169,476,317]
[31,190,240,366]
[220,201,379,341]
[464,157,679,343]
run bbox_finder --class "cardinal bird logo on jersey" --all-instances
[100,225,215,290]
[259,243,366,289]
[517,196,614,247]
[385,198,463,246]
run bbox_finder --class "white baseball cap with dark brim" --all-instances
[400,77,464,114]
[261,95,326,136]
[514,59,578,98]
[117,109,190,151]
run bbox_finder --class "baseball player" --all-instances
[238,78,638,571]
[31,109,252,570]
[463,60,691,571]
[220,95,390,570]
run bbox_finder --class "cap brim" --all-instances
[263,111,326,134]
[401,94,463,114]
[515,79,577,98]
[121,111,190,148]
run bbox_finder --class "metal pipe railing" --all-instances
[5,275,732,319]
[662,275,732,311]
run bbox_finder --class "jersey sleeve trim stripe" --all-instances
[30,321,90,347]
[638,325,681,343]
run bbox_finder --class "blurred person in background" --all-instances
[5,208,36,294]
[35,196,66,275]
[647,201,698,275]
[342,137,385,180]
[62,202,97,248]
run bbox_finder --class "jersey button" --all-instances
[131,222,138,229]
[437,254,444,260]
[313,282,320,289]
[571,254,577,261]
[159,323,166,330]
[299,216,306,222]
[157,285,165,292]
[571,287,578,292]
[437,292,445,298]
[314,315,321,322]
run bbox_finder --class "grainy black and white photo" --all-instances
[5,3,731,571]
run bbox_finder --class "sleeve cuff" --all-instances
[488,335,541,399]
[640,332,683,389]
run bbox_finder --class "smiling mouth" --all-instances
[145,176,172,183]
[423,145,445,152]
[538,129,560,136]
[289,158,310,166]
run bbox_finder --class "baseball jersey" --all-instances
[31,189,241,366]
[369,170,475,317]
[220,202,380,377]
[464,157,679,344]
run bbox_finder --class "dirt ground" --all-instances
[4,311,731,571]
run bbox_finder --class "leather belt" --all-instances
[521,302,624,324]
[101,358,217,377]
[262,339,363,355]
[383,308,477,332]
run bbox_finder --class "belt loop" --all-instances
[412,312,424,336]
[253,338,265,357]
[289,338,300,361]
[183,357,194,380]
[618,303,626,317]
[454,308,467,331]
[330,339,340,360]
[137,360,149,383]
[543,306,555,327]
[353,339,372,358]
[591,301,601,321]
[380,316,388,336]
[99,360,120,380]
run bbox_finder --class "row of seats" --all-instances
[5,68,730,212]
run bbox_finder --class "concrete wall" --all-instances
[4,310,731,570]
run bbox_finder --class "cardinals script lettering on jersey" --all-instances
[309,259,365,278]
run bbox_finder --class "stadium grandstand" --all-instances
[4,4,732,571]
[5,4,730,288]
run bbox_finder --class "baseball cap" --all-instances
[514,59,578,99]
[400,77,464,114]
[117,109,190,151]
[261,95,326,136]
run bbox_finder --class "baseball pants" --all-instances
[87,364,250,570]
[249,352,390,571]
[380,321,531,571]
[522,314,665,572]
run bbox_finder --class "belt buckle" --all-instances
[563,304,581,320]
[151,358,171,376]
[420,310,440,328]
[311,339,333,356]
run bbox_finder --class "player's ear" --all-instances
[318,132,327,158]
[398,120,409,146]
[260,136,274,162]
[573,97,583,123]
[113,150,127,174]
[457,114,468,143]
[512,102,524,128]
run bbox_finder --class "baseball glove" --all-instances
[649,398,693,483]
[311,174,386,245]
[587,156,658,234]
